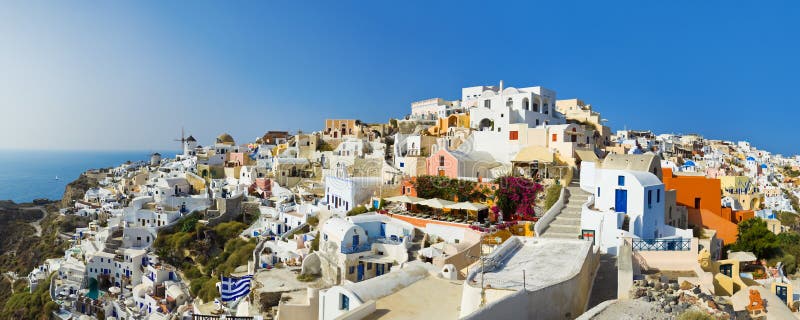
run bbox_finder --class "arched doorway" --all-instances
[478,118,493,131]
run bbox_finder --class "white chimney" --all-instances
[499,80,504,92]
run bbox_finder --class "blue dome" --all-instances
[761,164,768,168]
[746,156,756,161]
[683,160,696,167]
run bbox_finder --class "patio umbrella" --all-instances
[418,198,456,219]
[446,202,488,211]
[417,198,456,209]
[384,195,423,204]
[446,201,488,220]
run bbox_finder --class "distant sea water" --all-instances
[0,150,177,203]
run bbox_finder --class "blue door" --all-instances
[353,235,359,246]
[357,264,364,281]
[380,223,386,237]
[776,285,788,303]
[615,189,628,213]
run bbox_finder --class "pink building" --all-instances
[426,148,459,178]
[227,152,247,166]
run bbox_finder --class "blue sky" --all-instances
[1,1,798,155]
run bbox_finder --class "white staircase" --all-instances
[539,180,590,239]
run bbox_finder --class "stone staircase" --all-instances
[539,180,590,239]
[406,229,425,261]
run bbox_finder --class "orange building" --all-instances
[662,168,751,244]
[401,179,418,197]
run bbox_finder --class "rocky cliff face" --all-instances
[59,174,98,208]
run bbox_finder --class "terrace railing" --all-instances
[341,243,372,254]
[632,238,691,251]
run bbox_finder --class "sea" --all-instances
[0,150,177,203]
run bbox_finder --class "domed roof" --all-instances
[216,133,235,145]
[683,160,696,167]
[186,135,196,142]
[760,164,768,168]
[746,156,756,161]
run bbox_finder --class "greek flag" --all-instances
[220,274,253,302]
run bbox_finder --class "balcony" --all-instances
[632,238,691,251]
[341,243,372,254]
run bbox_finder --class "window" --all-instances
[439,156,445,167]
[509,131,518,140]
[618,176,625,186]
[500,113,504,118]
[367,263,372,270]
[484,100,491,108]
[523,98,530,110]
[648,190,653,208]
[597,187,600,197]
[340,294,350,310]
[399,162,405,168]
[720,264,733,277]
[506,98,513,107]
[349,266,355,274]
[536,119,540,126]
[552,134,557,142]
[657,189,661,203]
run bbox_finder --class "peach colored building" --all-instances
[662,168,753,244]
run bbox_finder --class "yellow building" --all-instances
[699,250,759,296]
[720,176,763,210]
[427,114,470,136]
[324,119,361,139]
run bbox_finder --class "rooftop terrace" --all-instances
[470,237,592,291]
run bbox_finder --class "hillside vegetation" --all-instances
[154,214,255,301]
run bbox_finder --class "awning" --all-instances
[417,198,456,209]
[384,195,423,204]
[446,202,488,211]
[575,149,599,163]
[512,146,554,163]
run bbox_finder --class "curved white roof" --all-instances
[627,170,662,187]
[321,218,355,241]
[340,261,434,303]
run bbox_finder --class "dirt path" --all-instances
[23,206,48,237]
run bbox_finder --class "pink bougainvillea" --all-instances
[493,176,543,221]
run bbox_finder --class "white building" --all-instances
[466,82,564,132]
[316,215,413,285]
[324,165,381,213]
[318,262,436,320]
[410,97,463,120]
[580,161,692,254]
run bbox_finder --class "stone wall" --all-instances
[461,241,599,320]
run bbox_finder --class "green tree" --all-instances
[731,218,779,259]
[310,231,320,251]
[778,211,799,230]
[347,206,368,216]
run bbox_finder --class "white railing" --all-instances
[535,186,567,236]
